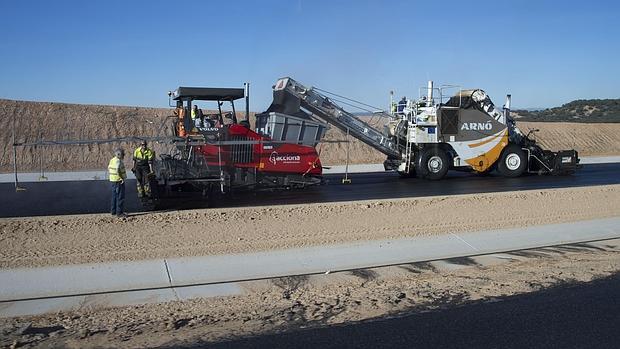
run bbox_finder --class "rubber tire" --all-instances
[498,144,527,178]
[417,148,449,181]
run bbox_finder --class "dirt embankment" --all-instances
[1,185,618,269]
[0,99,175,173]
[1,99,619,173]
[0,98,382,172]
[518,121,620,156]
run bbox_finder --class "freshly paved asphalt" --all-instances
[172,271,620,349]
[1,163,619,218]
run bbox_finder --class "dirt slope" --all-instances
[1,99,619,173]
[519,121,620,156]
[0,99,174,173]
[1,185,618,269]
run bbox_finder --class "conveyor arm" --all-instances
[271,77,401,159]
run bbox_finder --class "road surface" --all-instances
[1,163,619,218]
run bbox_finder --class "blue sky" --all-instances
[0,0,618,111]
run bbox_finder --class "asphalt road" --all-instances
[1,163,619,218]
[175,272,620,349]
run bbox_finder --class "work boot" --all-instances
[116,213,128,218]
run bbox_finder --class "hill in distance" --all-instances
[513,99,620,123]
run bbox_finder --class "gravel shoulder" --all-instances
[1,238,618,348]
[1,185,619,269]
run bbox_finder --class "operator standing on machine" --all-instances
[132,140,155,198]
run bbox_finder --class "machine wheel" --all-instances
[498,144,527,178]
[417,148,449,180]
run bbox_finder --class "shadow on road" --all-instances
[160,272,620,349]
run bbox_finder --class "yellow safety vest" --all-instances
[108,156,127,182]
[191,109,197,119]
[133,147,155,165]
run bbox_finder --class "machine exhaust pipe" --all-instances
[244,82,250,122]
[427,80,434,104]
[505,94,512,110]
[503,94,511,122]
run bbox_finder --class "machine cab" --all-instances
[168,84,250,140]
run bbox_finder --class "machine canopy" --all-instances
[172,87,245,101]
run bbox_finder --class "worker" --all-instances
[204,114,215,128]
[108,148,127,218]
[210,114,221,128]
[132,140,155,198]
[191,105,204,129]
[397,96,407,114]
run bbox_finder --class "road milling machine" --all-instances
[265,77,580,180]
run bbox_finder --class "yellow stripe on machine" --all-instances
[464,129,508,173]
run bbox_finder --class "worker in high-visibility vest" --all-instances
[108,148,128,218]
[132,140,155,198]
[390,101,397,115]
